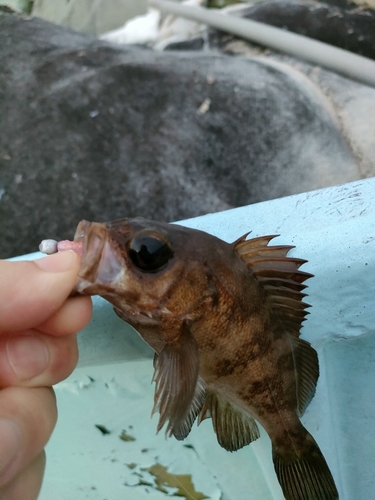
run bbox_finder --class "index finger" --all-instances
[0,251,81,332]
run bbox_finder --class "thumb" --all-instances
[0,251,81,332]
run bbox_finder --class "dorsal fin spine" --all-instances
[233,233,313,337]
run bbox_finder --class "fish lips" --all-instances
[74,220,124,296]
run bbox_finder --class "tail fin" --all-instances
[272,436,339,500]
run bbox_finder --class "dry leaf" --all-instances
[146,463,208,500]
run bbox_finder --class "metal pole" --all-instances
[149,0,375,88]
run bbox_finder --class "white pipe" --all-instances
[149,0,375,88]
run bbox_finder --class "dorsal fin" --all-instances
[234,234,313,337]
[234,234,319,417]
[291,337,319,416]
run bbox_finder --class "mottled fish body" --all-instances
[70,218,338,500]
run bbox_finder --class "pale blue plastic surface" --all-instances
[12,178,375,499]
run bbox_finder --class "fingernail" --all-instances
[34,250,77,272]
[0,419,21,473]
[7,336,49,380]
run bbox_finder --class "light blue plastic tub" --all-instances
[13,178,375,499]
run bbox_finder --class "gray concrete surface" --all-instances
[32,0,149,34]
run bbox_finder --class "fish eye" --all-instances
[128,233,174,272]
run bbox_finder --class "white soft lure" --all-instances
[39,239,82,255]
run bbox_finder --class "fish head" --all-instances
[73,218,223,326]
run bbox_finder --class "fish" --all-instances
[71,217,339,500]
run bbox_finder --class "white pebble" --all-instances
[39,239,58,254]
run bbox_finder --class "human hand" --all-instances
[0,251,92,499]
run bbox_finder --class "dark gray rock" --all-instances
[0,12,360,258]
[165,0,375,59]
[229,0,375,60]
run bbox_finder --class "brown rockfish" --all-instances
[72,217,338,500]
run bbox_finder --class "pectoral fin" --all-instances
[172,376,206,440]
[152,322,204,438]
[199,391,260,452]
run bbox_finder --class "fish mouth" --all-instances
[74,220,124,295]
